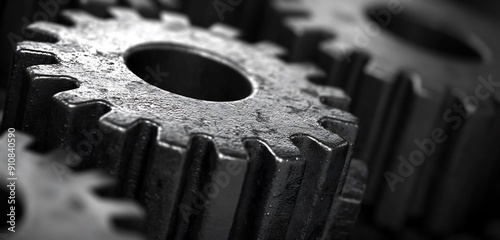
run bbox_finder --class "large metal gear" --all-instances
[2,8,365,239]
[261,0,500,236]
[0,131,145,240]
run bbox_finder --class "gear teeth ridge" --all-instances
[61,9,101,25]
[108,7,143,20]
[17,41,62,54]
[281,17,333,61]
[288,63,351,110]
[317,39,370,89]
[422,90,500,235]
[230,138,305,240]
[361,74,419,205]
[271,0,309,15]
[96,114,160,198]
[174,134,248,240]
[323,159,367,240]
[160,10,190,25]
[26,21,69,42]
[23,66,79,147]
[209,23,241,39]
[49,102,188,240]
[47,99,112,166]
[286,134,350,239]
[252,41,287,58]
[319,116,359,193]
[2,47,59,132]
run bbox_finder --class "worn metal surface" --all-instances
[0,131,145,240]
[262,0,500,236]
[2,8,363,240]
[324,159,367,240]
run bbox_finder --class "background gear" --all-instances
[2,8,365,240]
[0,131,145,240]
[257,0,500,237]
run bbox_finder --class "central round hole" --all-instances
[125,44,253,102]
[366,6,483,62]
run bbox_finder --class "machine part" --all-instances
[261,0,500,236]
[3,8,362,240]
[77,0,118,17]
[76,0,159,18]
[181,0,268,41]
[0,0,77,88]
[0,131,145,240]
[324,159,367,240]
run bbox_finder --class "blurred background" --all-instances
[1,0,500,239]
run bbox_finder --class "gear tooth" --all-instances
[323,159,367,239]
[46,99,111,166]
[102,119,160,198]
[252,41,287,58]
[420,91,500,234]
[403,71,427,96]
[319,39,371,88]
[287,133,350,239]
[289,62,325,78]
[320,39,365,63]
[140,138,189,239]
[283,18,334,62]
[27,63,66,76]
[359,72,421,160]
[17,41,61,55]
[61,9,100,25]
[160,10,190,25]
[360,74,419,205]
[15,65,79,146]
[272,0,309,15]
[319,94,351,110]
[156,0,181,10]
[2,48,60,131]
[285,17,323,35]
[98,109,144,134]
[318,115,358,146]
[364,60,401,84]
[318,115,359,192]
[229,138,304,239]
[265,137,303,159]
[27,21,68,42]
[208,23,241,39]
[212,137,247,159]
[174,134,248,239]
[108,7,142,20]
[288,63,351,110]
[123,0,159,19]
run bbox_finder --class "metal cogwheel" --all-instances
[2,8,365,240]
[262,0,500,235]
[0,131,145,240]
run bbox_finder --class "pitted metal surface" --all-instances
[2,8,364,240]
